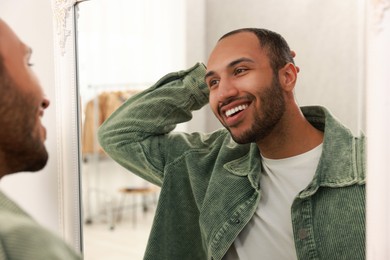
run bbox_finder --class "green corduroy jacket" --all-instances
[98,63,366,260]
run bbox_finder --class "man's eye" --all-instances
[208,79,219,88]
[234,68,246,75]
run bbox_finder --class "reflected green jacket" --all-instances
[98,63,366,260]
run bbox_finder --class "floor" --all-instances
[82,206,155,260]
[80,156,160,260]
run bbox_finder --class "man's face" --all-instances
[0,19,50,173]
[206,32,285,144]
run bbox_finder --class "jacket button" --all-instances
[298,228,309,240]
[231,218,240,224]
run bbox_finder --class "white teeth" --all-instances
[225,104,248,117]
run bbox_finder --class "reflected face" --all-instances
[206,32,285,144]
[0,19,50,173]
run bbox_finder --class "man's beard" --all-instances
[0,72,48,173]
[228,74,286,144]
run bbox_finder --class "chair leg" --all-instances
[132,195,137,228]
[116,194,127,224]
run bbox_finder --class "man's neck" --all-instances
[256,107,324,159]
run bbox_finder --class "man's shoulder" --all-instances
[0,206,82,260]
[0,202,40,235]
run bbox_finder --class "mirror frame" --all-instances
[51,0,84,252]
[365,0,390,259]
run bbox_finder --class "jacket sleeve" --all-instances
[97,63,209,186]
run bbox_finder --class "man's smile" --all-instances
[219,99,253,127]
[225,104,249,117]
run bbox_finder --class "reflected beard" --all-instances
[0,73,48,173]
[229,75,286,144]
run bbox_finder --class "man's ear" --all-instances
[278,63,297,91]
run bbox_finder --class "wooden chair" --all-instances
[113,186,159,229]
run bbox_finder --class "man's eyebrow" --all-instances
[204,57,255,81]
[204,71,215,81]
[228,57,255,68]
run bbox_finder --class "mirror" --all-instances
[75,0,366,259]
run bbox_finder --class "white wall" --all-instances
[0,0,61,234]
[77,0,187,99]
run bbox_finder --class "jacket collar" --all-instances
[223,143,262,189]
[223,106,365,196]
[299,106,366,198]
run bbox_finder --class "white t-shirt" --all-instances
[225,144,323,260]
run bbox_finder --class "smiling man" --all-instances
[0,18,81,259]
[98,28,366,260]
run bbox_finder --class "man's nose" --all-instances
[218,79,238,103]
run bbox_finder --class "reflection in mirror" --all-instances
[76,0,365,259]
[76,0,186,259]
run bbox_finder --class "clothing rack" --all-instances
[81,82,153,156]
[82,83,151,229]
